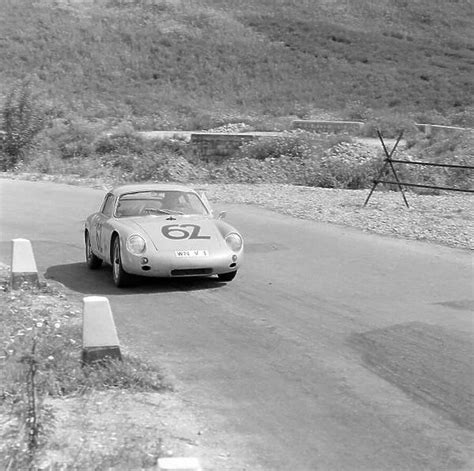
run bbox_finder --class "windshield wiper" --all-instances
[160,208,184,215]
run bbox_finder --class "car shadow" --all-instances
[45,262,227,295]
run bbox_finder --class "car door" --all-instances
[92,193,115,259]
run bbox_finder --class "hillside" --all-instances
[0,0,473,128]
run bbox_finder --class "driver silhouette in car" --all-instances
[161,192,190,213]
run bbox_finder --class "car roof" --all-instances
[111,183,199,197]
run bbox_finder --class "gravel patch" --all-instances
[1,173,472,250]
[201,183,473,251]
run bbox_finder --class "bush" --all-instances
[94,128,147,156]
[310,142,382,189]
[237,131,326,161]
[447,106,474,128]
[42,118,105,160]
[343,100,373,121]
[100,150,205,183]
[395,131,474,193]
[95,130,195,182]
[19,150,64,174]
[208,156,281,184]
[361,114,419,139]
[0,78,47,170]
[209,138,382,189]
[413,109,450,126]
[148,137,190,157]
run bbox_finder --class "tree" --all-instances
[1,77,46,170]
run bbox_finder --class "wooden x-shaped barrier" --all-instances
[364,130,408,207]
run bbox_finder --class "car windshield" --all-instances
[115,190,209,218]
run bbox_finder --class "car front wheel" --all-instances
[85,231,102,269]
[217,271,237,282]
[112,237,131,288]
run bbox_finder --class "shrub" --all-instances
[0,78,47,170]
[447,106,474,128]
[130,151,202,182]
[413,109,450,126]
[343,100,373,121]
[208,138,382,189]
[209,156,282,184]
[309,142,382,189]
[237,131,325,161]
[20,150,64,174]
[361,114,419,139]
[100,149,205,183]
[42,118,105,160]
[397,131,474,193]
[94,129,147,156]
[148,137,191,157]
[95,131,192,168]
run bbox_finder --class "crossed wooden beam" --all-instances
[364,130,408,207]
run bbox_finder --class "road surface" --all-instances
[1,179,473,470]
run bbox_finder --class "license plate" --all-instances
[175,250,209,258]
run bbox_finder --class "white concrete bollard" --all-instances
[157,457,202,471]
[11,238,39,289]
[82,296,122,364]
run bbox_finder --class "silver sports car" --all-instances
[84,183,244,287]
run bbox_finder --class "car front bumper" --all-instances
[121,247,242,277]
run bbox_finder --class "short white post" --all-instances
[82,296,121,364]
[11,238,39,289]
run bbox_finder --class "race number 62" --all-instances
[162,224,211,240]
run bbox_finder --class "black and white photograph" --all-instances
[0,0,473,469]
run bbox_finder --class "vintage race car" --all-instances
[84,184,244,287]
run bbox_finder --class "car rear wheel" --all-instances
[217,271,237,282]
[112,237,131,288]
[85,231,102,269]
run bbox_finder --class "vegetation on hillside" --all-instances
[0,0,473,127]
[0,0,472,190]
[4,120,472,194]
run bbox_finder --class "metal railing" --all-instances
[364,131,474,208]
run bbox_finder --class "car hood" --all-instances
[131,216,225,251]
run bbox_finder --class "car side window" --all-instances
[101,194,115,217]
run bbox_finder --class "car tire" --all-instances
[217,271,237,282]
[85,231,102,269]
[112,236,131,288]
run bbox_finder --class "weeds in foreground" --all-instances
[0,282,171,469]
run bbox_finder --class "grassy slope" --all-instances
[0,0,473,127]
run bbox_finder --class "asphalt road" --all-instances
[1,179,473,470]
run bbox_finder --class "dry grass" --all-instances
[0,266,171,469]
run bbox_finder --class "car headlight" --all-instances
[126,235,146,255]
[225,233,243,252]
